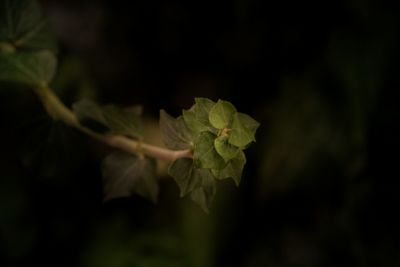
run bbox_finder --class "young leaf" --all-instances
[228,112,260,147]
[0,0,57,52]
[193,132,226,170]
[0,51,56,86]
[214,135,239,162]
[183,97,216,134]
[217,151,246,186]
[102,152,159,203]
[72,99,109,133]
[237,112,260,133]
[208,99,236,129]
[168,158,203,196]
[182,109,209,133]
[190,170,216,213]
[102,105,143,139]
[159,110,193,150]
[73,99,144,138]
[193,97,216,126]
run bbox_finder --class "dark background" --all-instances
[1,0,400,266]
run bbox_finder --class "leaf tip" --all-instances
[233,177,241,187]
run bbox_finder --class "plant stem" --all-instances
[33,85,192,161]
[34,84,79,127]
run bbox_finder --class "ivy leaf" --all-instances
[195,97,215,122]
[102,105,143,139]
[190,170,216,213]
[159,110,193,150]
[168,158,203,196]
[0,50,56,86]
[73,99,144,138]
[102,152,159,203]
[0,0,57,52]
[214,135,239,162]
[182,109,208,134]
[183,97,216,134]
[217,151,246,186]
[193,132,226,170]
[208,99,236,129]
[237,112,260,134]
[229,112,260,147]
[72,99,109,133]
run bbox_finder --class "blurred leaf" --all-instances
[159,109,193,150]
[0,0,56,52]
[72,99,109,132]
[183,98,216,134]
[193,132,225,170]
[208,99,236,129]
[217,151,246,186]
[229,112,259,147]
[103,105,143,139]
[214,135,239,162]
[102,151,158,203]
[168,158,203,196]
[73,99,143,138]
[0,51,56,86]
[190,170,216,213]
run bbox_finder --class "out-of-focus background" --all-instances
[1,0,400,266]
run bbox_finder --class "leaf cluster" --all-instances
[162,98,259,212]
[84,98,259,212]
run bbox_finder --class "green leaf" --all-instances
[182,109,208,133]
[217,151,246,186]
[102,105,143,139]
[237,112,260,133]
[0,0,57,52]
[229,112,260,147]
[102,152,159,203]
[214,135,239,162]
[208,99,236,129]
[190,170,216,213]
[72,99,109,133]
[168,158,203,196]
[73,99,143,138]
[211,169,220,178]
[193,97,216,127]
[183,97,216,134]
[159,110,193,150]
[0,50,56,86]
[193,132,226,170]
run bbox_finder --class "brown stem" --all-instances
[33,85,192,161]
